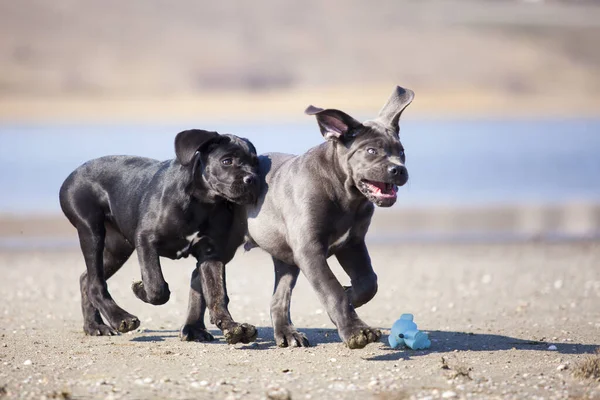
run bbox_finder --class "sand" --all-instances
[1,241,599,399]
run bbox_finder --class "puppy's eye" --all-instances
[399,150,405,157]
[367,148,378,155]
[221,158,233,166]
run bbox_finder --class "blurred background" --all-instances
[0,0,599,247]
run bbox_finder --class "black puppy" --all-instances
[246,86,413,348]
[60,129,260,344]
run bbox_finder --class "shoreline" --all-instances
[2,202,599,246]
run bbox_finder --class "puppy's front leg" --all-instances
[335,240,378,308]
[295,245,381,349]
[198,259,257,344]
[131,236,171,305]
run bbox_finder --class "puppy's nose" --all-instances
[388,165,405,176]
[243,175,256,185]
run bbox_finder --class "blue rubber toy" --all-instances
[388,314,431,350]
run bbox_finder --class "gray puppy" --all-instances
[246,86,414,349]
[60,129,260,344]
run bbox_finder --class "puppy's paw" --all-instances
[345,327,381,349]
[131,281,146,301]
[274,325,310,348]
[179,324,215,342]
[106,312,140,333]
[131,281,170,305]
[83,321,117,336]
[223,322,257,344]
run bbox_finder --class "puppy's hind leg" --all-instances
[61,177,139,334]
[179,269,214,342]
[271,258,309,347]
[80,224,136,336]
[76,216,139,334]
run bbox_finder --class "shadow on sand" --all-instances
[128,327,598,359]
[368,329,599,361]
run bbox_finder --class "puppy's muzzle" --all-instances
[243,174,257,186]
[388,164,409,186]
[243,174,260,200]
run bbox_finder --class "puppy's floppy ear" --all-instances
[376,86,414,134]
[174,129,220,166]
[305,105,362,140]
[240,137,257,155]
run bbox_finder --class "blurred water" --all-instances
[1,119,599,214]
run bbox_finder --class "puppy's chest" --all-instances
[327,226,354,254]
[174,231,204,259]
[167,206,245,261]
[169,229,226,261]
[325,206,372,253]
[329,227,351,247]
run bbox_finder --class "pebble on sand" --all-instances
[266,385,291,400]
[23,360,32,366]
[553,280,563,289]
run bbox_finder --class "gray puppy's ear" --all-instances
[376,86,414,134]
[305,105,362,140]
[174,129,221,166]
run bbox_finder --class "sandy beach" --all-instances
[0,239,599,399]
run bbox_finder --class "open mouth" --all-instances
[358,179,398,205]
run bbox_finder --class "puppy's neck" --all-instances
[178,164,232,207]
[189,182,223,204]
[317,141,369,209]
[176,163,212,203]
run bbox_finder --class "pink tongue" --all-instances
[366,181,396,196]
[371,181,386,191]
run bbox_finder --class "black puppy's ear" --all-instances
[305,105,362,140]
[174,129,220,166]
[240,137,257,155]
[376,86,414,134]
